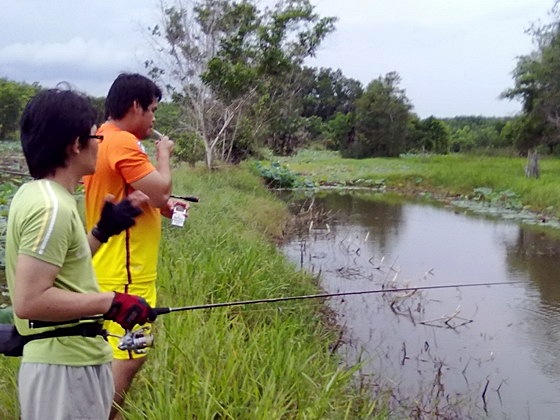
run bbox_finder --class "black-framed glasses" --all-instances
[86,134,104,142]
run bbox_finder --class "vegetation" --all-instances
[264,150,560,219]
[137,0,526,165]
[2,140,560,416]
[0,79,40,140]
[145,0,336,168]
[0,163,384,419]
[6,1,560,165]
[503,0,560,154]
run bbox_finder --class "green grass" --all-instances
[126,164,382,418]
[0,163,384,419]
[269,150,560,216]
[9,148,556,417]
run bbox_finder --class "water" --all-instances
[279,191,560,419]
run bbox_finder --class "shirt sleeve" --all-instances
[107,133,156,184]
[17,202,73,268]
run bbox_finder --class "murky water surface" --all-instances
[279,191,560,419]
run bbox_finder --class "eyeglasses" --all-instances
[84,134,104,142]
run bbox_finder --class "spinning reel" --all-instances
[114,327,154,354]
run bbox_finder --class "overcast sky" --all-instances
[0,0,554,118]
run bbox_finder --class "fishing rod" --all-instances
[120,280,524,352]
[29,280,521,330]
[153,280,522,315]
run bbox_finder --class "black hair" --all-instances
[20,88,97,179]
[104,73,162,120]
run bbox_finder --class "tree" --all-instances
[300,67,362,121]
[0,79,39,140]
[323,111,355,150]
[449,126,476,152]
[146,0,336,168]
[407,116,450,154]
[502,1,560,154]
[344,72,412,158]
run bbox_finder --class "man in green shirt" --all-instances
[6,88,157,419]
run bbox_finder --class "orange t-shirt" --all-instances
[83,122,161,286]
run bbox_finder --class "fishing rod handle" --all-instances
[170,194,199,203]
[155,307,171,315]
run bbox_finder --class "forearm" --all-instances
[156,151,173,197]
[14,287,114,322]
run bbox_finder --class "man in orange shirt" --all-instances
[83,73,181,419]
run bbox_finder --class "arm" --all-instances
[131,136,174,208]
[87,232,103,255]
[13,255,156,329]
[12,254,113,321]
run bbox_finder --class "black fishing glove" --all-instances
[91,199,142,243]
[104,292,157,330]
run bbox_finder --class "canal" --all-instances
[280,191,560,419]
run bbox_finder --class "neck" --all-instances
[44,167,80,193]
[108,118,138,138]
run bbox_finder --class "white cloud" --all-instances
[0,37,148,95]
[0,0,553,116]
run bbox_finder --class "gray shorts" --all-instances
[19,362,114,420]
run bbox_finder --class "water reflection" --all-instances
[279,191,560,419]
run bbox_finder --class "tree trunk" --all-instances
[525,149,540,178]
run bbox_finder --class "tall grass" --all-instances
[124,164,382,418]
[0,358,19,418]
[0,163,384,419]
[272,150,560,215]
[122,163,384,419]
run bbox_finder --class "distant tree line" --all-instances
[3,0,560,166]
[0,79,39,140]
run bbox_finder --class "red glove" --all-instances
[104,292,157,330]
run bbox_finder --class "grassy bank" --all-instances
[270,150,560,217]
[0,164,383,419]
[4,148,555,417]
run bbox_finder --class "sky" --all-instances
[0,0,555,118]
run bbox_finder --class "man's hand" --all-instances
[91,192,148,243]
[160,198,189,219]
[104,292,157,330]
[155,134,174,161]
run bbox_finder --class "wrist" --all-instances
[104,292,117,312]
[91,225,109,243]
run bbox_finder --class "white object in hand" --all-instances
[171,203,187,227]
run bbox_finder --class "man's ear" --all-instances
[70,137,81,154]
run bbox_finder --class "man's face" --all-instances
[135,98,158,140]
[81,125,100,175]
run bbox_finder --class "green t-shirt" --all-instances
[5,180,112,365]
